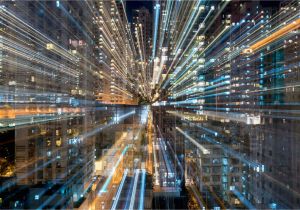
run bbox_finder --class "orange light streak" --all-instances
[247,18,300,52]
[0,107,84,119]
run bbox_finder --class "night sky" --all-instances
[126,0,153,22]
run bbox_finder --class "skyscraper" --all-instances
[132,7,153,84]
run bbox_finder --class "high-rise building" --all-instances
[0,1,99,208]
[133,7,153,62]
[95,0,138,105]
[1,0,300,209]
[0,0,139,208]
[152,0,300,209]
[132,7,153,84]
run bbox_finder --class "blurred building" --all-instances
[132,7,153,84]
[0,0,138,208]
[94,0,138,105]
[0,1,100,208]
[153,0,300,209]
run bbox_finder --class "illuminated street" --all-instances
[1,0,300,209]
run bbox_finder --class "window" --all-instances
[56,138,62,147]
[47,140,51,146]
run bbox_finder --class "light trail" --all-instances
[37,153,95,209]
[231,188,256,209]
[0,2,142,106]
[0,0,299,209]
[79,110,135,140]
[176,127,210,155]
[153,140,160,186]
[138,169,146,210]
[0,156,57,193]
[0,110,133,194]
[159,1,230,90]
[174,0,204,53]
[152,2,160,59]
[129,169,140,210]
[158,138,174,179]
[166,141,184,177]
[98,146,130,195]
[110,169,129,210]
[245,18,300,53]
[203,135,261,169]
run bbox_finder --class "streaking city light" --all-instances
[176,127,210,155]
[111,169,129,210]
[1,0,300,209]
[99,146,130,195]
[152,3,160,59]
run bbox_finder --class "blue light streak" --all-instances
[99,146,129,195]
[138,169,146,210]
[231,188,256,209]
[152,3,160,59]
[111,169,129,210]
[129,169,140,209]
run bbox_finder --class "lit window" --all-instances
[56,138,62,147]
[47,151,51,157]
[47,140,51,146]
[46,43,54,50]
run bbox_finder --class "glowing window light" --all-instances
[56,138,62,147]
[46,43,54,50]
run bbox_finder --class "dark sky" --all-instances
[126,0,153,22]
